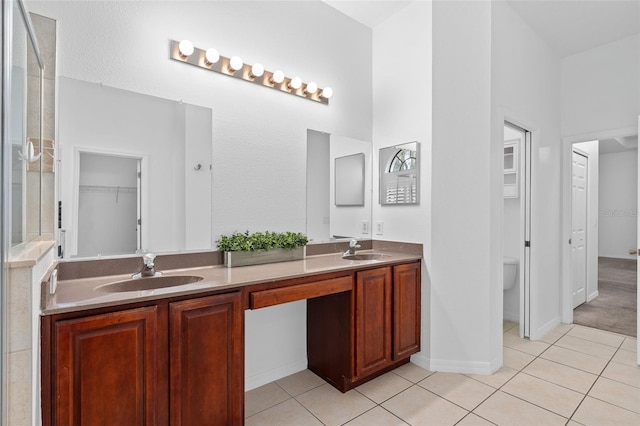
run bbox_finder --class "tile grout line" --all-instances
[564,338,627,422]
[469,327,578,422]
[246,324,636,425]
[512,325,587,423]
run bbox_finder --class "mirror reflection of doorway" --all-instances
[77,152,141,257]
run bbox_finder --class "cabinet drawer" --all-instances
[250,276,353,309]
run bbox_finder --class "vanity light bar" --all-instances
[169,40,333,105]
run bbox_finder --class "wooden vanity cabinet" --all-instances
[169,293,243,426]
[52,306,160,426]
[308,260,421,392]
[43,291,243,426]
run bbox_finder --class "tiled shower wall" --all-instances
[26,13,56,242]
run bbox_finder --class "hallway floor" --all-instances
[245,321,639,425]
[573,257,637,337]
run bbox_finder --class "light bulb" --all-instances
[321,86,334,99]
[305,81,318,95]
[178,40,194,57]
[289,76,302,90]
[205,48,220,65]
[250,63,264,78]
[229,56,243,72]
[270,70,285,84]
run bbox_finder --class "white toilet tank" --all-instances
[503,256,518,291]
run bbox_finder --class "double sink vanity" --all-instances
[40,241,422,425]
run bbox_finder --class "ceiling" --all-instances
[322,0,640,57]
[322,1,412,28]
[599,135,639,155]
[506,0,640,57]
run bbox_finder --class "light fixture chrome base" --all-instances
[169,40,329,105]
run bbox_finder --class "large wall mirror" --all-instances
[307,130,372,242]
[29,0,374,259]
[58,77,213,258]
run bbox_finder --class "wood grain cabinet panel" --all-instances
[169,293,243,426]
[53,306,159,426]
[393,262,421,359]
[354,267,393,379]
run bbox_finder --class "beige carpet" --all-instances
[573,257,637,337]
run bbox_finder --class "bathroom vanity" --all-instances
[40,247,421,425]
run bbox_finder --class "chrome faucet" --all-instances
[132,253,162,279]
[343,239,361,256]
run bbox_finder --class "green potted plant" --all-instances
[217,231,308,267]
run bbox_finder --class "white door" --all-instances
[571,151,588,308]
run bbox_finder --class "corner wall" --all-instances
[431,0,497,372]
[372,1,432,364]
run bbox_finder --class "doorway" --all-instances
[76,152,141,257]
[502,121,531,338]
[569,136,638,337]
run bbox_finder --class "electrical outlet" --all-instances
[362,220,369,234]
[376,221,384,235]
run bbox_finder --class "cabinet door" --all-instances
[54,306,158,426]
[393,262,421,359]
[354,267,392,378]
[169,292,243,426]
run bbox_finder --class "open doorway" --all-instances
[502,122,531,338]
[76,152,142,257]
[571,136,637,337]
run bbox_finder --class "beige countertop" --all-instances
[44,250,422,315]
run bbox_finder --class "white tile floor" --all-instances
[245,322,639,425]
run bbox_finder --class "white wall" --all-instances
[573,141,599,300]
[492,0,563,339]
[29,0,373,390]
[431,0,496,372]
[562,35,640,139]
[599,150,637,259]
[372,1,432,364]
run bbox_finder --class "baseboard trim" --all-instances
[530,316,561,340]
[245,358,307,391]
[587,290,599,302]
[413,353,499,375]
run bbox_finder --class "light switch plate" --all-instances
[376,221,384,235]
[362,220,369,234]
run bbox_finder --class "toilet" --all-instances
[503,256,518,291]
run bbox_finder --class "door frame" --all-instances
[503,116,533,339]
[69,146,147,258]
[561,126,638,324]
[570,147,589,308]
